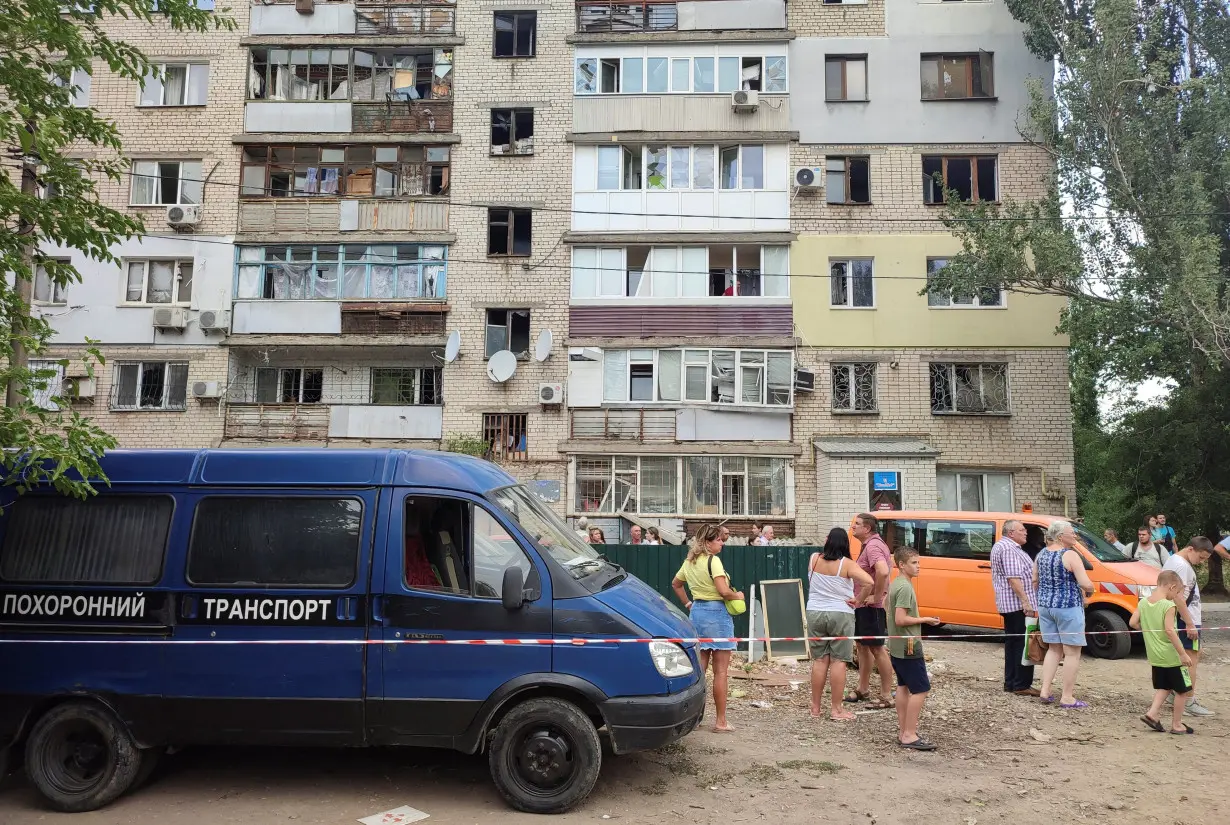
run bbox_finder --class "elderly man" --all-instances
[991,520,1039,695]
[629,525,644,545]
[757,525,774,546]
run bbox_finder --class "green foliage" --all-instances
[0,1,234,498]
[443,432,490,459]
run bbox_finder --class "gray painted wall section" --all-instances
[574,95,791,133]
[678,0,786,30]
[328,404,443,439]
[791,0,1052,145]
[250,5,357,36]
[676,408,791,441]
[245,102,352,134]
[232,301,342,335]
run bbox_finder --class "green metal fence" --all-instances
[602,544,821,637]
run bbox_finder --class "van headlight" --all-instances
[1137,585,1155,600]
[649,640,694,678]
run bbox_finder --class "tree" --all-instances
[0,1,232,497]
[922,0,1229,591]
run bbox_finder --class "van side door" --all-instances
[912,518,1000,628]
[163,489,376,746]
[370,488,550,747]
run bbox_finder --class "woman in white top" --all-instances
[807,528,874,721]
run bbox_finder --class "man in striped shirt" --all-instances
[991,520,1039,695]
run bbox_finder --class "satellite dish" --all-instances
[444,331,461,363]
[533,329,553,362]
[487,350,517,383]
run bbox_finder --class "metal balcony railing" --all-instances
[355,1,457,35]
[576,0,678,33]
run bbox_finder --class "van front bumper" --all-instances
[600,677,706,754]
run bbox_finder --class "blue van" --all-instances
[0,449,704,814]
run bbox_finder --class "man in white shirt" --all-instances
[756,525,773,546]
[1104,528,1127,553]
[1126,526,1170,569]
[1162,537,1215,717]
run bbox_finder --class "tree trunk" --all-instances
[1205,552,1226,596]
[5,145,37,408]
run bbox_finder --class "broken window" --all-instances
[130,160,201,205]
[832,363,877,412]
[708,245,764,297]
[694,57,715,93]
[124,259,192,304]
[248,48,348,101]
[491,108,534,155]
[600,58,621,93]
[922,155,997,203]
[493,11,536,58]
[920,52,994,100]
[646,146,667,189]
[926,257,1003,307]
[628,350,655,401]
[647,56,668,92]
[487,208,532,256]
[483,413,528,460]
[825,157,870,204]
[242,145,448,198]
[371,367,441,405]
[485,309,531,358]
[830,259,874,308]
[930,363,1010,414]
[237,244,445,301]
[825,56,867,102]
[254,367,324,404]
[112,362,189,410]
[139,62,208,106]
[33,260,69,305]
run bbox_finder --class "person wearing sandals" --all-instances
[1034,520,1095,709]
[672,524,744,733]
[886,547,942,750]
[806,528,875,721]
[1130,570,1195,734]
[849,513,896,710]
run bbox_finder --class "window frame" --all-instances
[33,260,69,305]
[111,361,189,411]
[122,258,193,306]
[929,362,1011,415]
[247,47,454,103]
[490,108,534,156]
[824,55,867,102]
[592,143,766,192]
[920,52,994,101]
[493,11,537,59]
[369,366,442,405]
[129,159,202,206]
[922,154,998,204]
[240,145,450,199]
[137,62,209,107]
[925,257,1005,308]
[235,244,447,301]
[574,51,787,95]
[487,208,533,257]
[937,471,1015,512]
[829,258,875,309]
[185,494,363,589]
[570,244,789,299]
[831,362,878,413]
[824,156,870,205]
[602,347,793,408]
[484,308,532,358]
[483,412,528,460]
[253,366,325,404]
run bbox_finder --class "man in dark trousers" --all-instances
[991,520,1038,695]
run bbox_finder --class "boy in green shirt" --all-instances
[1130,570,1194,734]
[886,548,942,751]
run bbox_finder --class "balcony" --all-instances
[574,0,786,34]
[352,99,453,134]
[573,95,792,135]
[238,198,449,234]
[356,1,457,35]
[249,1,457,37]
[244,100,454,135]
[571,408,676,441]
[576,1,678,32]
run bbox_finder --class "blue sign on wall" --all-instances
[872,471,899,491]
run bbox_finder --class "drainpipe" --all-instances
[1040,470,1069,518]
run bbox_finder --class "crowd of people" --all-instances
[669,512,1228,750]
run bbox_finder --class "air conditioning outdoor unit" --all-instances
[731,90,759,112]
[64,376,96,399]
[199,309,230,332]
[166,204,201,227]
[193,381,222,399]
[152,306,187,330]
[295,0,315,13]
[794,167,823,190]
[539,383,564,405]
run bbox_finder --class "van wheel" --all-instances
[24,702,142,812]
[1086,610,1131,659]
[132,747,163,791]
[489,697,602,814]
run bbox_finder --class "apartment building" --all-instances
[36,0,1074,540]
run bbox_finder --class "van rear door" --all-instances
[370,488,551,747]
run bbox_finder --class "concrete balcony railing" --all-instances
[225,403,443,441]
[571,408,677,441]
[249,0,457,36]
[243,100,453,136]
[238,198,449,234]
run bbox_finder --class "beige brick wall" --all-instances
[789,0,886,38]
[791,142,1053,234]
[44,345,229,448]
[76,7,250,237]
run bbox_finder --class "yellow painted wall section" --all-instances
[791,234,1070,348]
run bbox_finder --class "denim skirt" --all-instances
[690,600,736,651]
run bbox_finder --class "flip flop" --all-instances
[1039,696,1056,704]
[1140,715,1165,732]
[898,737,937,751]
[1060,700,1089,710]
[844,690,869,703]
[1170,724,1194,735]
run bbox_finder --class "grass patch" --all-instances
[741,763,785,783]
[652,743,700,776]
[778,759,845,775]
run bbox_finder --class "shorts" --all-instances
[807,610,855,662]
[891,656,931,694]
[1037,605,1086,647]
[689,600,736,651]
[854,606,887,647]
[1176,615,1201,651]
[1151,665,1193,695]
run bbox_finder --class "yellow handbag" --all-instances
[708,555,747,616]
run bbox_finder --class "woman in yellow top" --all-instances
[671,524,744,732]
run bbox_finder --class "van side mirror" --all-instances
[1083,557,1094,571]
[502,566,526,611]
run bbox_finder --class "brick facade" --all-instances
[788,0,887,38]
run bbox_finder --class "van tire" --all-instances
[1086,609,1131,659]
[24,701,142,812]
[488,697,602,814]
[132,747,163,791]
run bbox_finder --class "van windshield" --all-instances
[489,485,616,582]
[1074,524,1131,562]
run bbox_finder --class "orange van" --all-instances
[849,511,1159,659]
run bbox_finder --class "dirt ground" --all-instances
[3,628,1227,825]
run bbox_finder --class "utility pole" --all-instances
[6,142,39,408]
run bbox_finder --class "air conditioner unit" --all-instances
[295,0,315,13]
[199,309,230,332]
[64,376,96,399]
[166,204,201,227]
[152,306,187,330]
[193,381,222,399]
[539,383,564,405]
[794,369,816,393]
[794,167,823,190]
[731,90,759,112]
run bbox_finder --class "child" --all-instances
[885,547,942,750]
[1130,570,1195,733]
